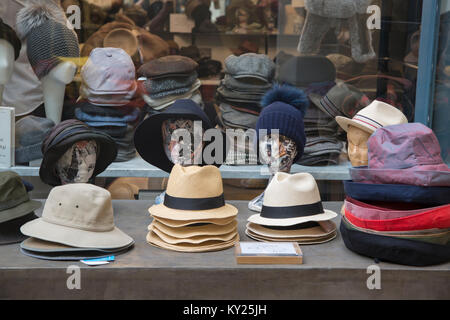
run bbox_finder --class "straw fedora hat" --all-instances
[150,220,238,238]
[146,230,239,253]
[153,215,236,228]
[103,28,138,57]
[148,165,238,221]
[248,172,337,227]
[149,224,237,244]
[245,229,337,244]
[21,184,134,249]
[246,221,336,239]
[336,100,408,133]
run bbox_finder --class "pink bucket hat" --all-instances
[350,123,450,186]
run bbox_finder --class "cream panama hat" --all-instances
[335,100,408,133]
[248,172,337,227]
[20,184,134,249]
[148,165,238,221]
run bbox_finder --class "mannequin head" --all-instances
[0,39,15,84]
[260,134,298,174]
[45,61,78,84]
[55,140,98,184]
[347,125,371,167]
[161,118,204,166]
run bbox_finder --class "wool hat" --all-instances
[343,180,450,206]
[40,120,118,186]
[81,47,137,96]
[309,83,371,119]
[138,55,199,79]
[350,123,450,187]
[248,172,337,226]
[0,18,21,60]
[0,171,41,225]
[16,2,80,79]
[340,216,450,266]
[336,100,408,133]
[256,85,309,162]
[149,165,238,221]
[21,183,134,249]
[225,53,275,83]
[134,99,215,173]
[15,116,55,164]
[277,55,336,87]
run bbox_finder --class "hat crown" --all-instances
[354,100,408,128]
[42,184,114,232]
[326,83,369,118]
[166,165,224,199]
[368,123,447,169]
[0,171,28,210]
[263,172,321,207]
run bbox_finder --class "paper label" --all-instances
[0,107,14,168]
[239,242,298,256]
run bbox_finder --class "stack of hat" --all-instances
[277,55,344,166]
[0,172,40,246]
[40,120,117,186]
[77,47,141,162]
[15,116,55,165]
[138,55,203,112]
[20,184,134,261]
[215,53,275,164]
[146,165,239,252]
[247,172,338,244]
[341,123,450,266]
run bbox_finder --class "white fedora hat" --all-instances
[248,172,337,227]
[336,100,408,133]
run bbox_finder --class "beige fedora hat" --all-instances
[150,220,238,238]
[149,165,238,221]
[248,172,337,227]
[336,100,408,133]
[153,216,236,228]
[103,28,139,57]
[149,224,237,245]
[21,184,134,249]
[245,229,337,245]
[146,230,239,253]
[246,221,336,239]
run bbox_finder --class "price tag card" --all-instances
[235,242,303,265]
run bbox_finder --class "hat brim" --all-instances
[20,246,133,261]
[20,237,134,253]
[309,93,330,116]
[20,218,134,249]
[146,230,239,252]
[245,229,337,244]
[151,219,238,238]
[149,224,237,244]
[0,199,41,224]
[246,221,336,239]
[335,116,375,133]
[247,209,337,227]
[39,130,118,186]
[233,74,269,83]
[153,216,236,227]
[149,203,238,221]
[0,212,38,245]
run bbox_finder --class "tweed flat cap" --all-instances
[138,55,199,79]
[225,53,275,83]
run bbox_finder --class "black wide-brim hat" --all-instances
[134,99,219,173]
[340,217,450,267]
[40,120,118,186]
[343,180,450,206]
[0,212,38,245]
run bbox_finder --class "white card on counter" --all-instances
[239,242,299,256]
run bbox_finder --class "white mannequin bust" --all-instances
[41,61,77,124]
[0,39,15,105]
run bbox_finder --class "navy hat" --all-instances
[134,99,218,173]
[340,217,450,266]
[256,85,309,162]
[343,180,450,206]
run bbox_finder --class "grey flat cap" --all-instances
[225,53,275,83]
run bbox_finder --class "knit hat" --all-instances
[0,18,21,60]
[256,85,309,162]
[16,1,80,79]
[15,116,55,164]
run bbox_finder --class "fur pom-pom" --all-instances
[16,0,67,39]
[261,84,309,115]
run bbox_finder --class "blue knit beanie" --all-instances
[256,84,309,161]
